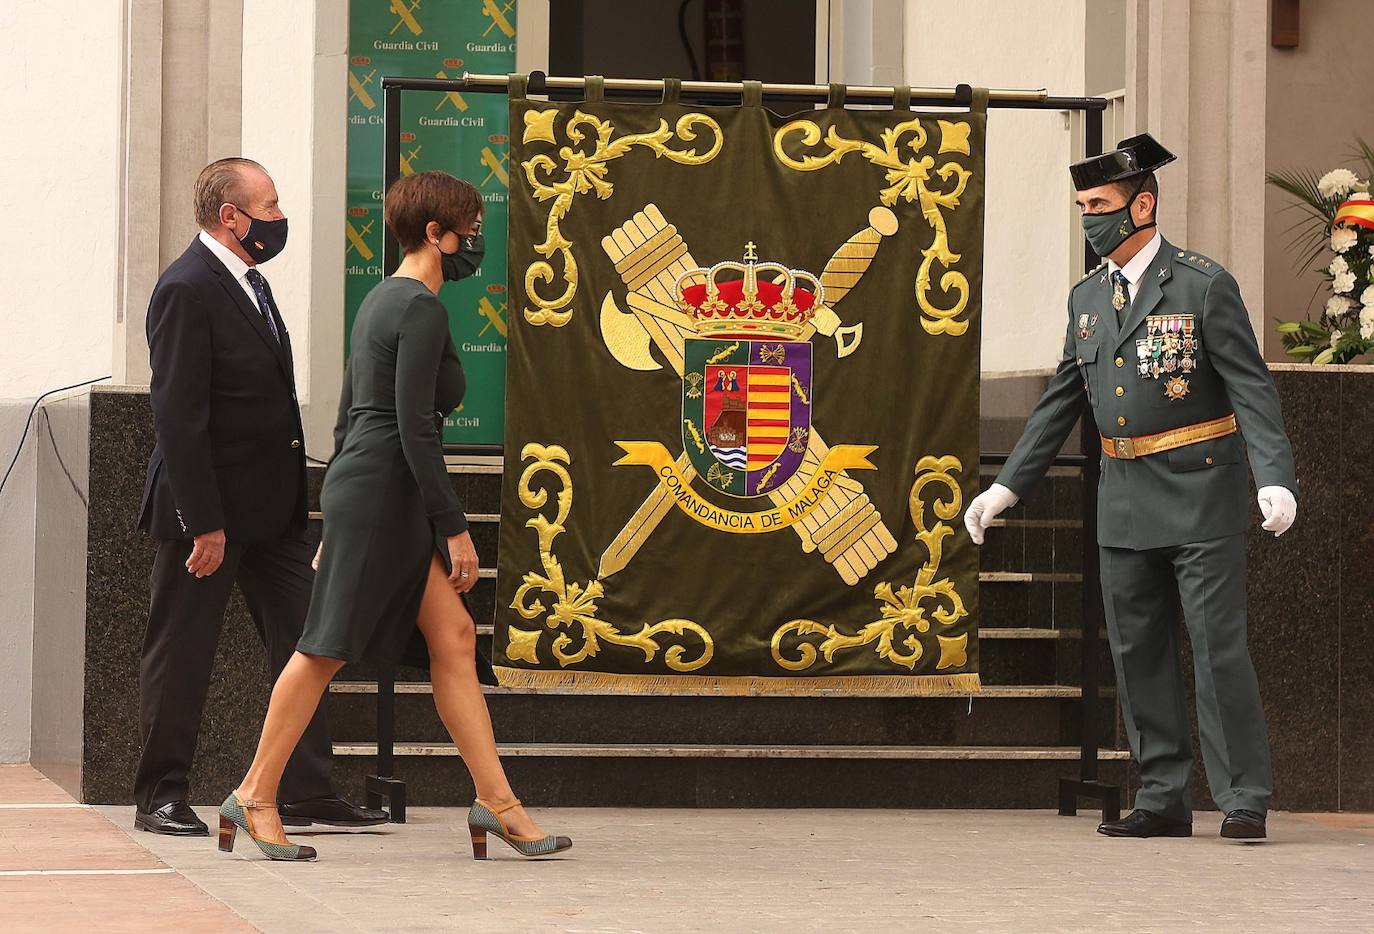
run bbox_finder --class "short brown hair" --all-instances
[193,158,264,229]
[384,171,482,253]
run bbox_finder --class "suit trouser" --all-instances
[1099,533,1272,820]
[133,534,334,812]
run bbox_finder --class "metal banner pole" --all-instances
[1058,103,1122,821]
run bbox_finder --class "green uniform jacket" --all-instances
[997,240,1297,550]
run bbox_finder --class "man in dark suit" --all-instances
[134,157,385,835]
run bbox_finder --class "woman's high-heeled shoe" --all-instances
[218,792,317,862]
[468,798,571,859]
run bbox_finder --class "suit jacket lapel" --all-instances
[1088,266,1118,346]
[190,239,293,380]
[258,277,297,384]
[1113,241,1173,352]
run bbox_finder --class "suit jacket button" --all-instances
[1206,456,1214,465]
[1117,416,1127,427]
[1115,386,1125,397]
[291,440,302,449]
[1115,357,1124,367]
[1077,356,1084,365]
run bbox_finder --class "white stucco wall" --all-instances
[904,0,1087,374]
[0,1,123,762]
[0,1,121,396]
[240,0,349,455]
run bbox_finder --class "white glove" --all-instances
[1257,486,1297,537]
[964,483,1019,545]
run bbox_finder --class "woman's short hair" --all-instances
[383,171,482,253]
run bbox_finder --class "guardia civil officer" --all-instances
[964,135,1298,840]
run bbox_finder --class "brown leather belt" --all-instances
[1101,414,1237,460]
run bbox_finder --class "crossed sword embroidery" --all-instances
[596,204,900,586]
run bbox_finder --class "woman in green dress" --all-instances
[219,172,570,862]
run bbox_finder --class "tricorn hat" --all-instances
[1069,133,1176,191]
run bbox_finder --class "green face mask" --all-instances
[1082,175,1155,257]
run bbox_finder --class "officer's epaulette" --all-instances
[1171,248,1225,278]
[1073,262,1107,291]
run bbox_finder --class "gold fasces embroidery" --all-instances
[771,117,974,336]
[612,441,878,534]
[518,111,724,328]
[770,455,971,673]
[507,444,714,672]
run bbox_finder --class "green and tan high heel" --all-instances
[468,798,571,859]
[218,792,317,861]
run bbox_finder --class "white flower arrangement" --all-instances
[1318,168,1361,198]
[1270,141,1374,363]
[1325,295,1355,320]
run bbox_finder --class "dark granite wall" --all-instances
[83,389,285,805]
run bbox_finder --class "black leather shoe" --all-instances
[135,801,209,836]
[278,794,390,828]
[1220,809,1267,840]
[1097,808,1192,838]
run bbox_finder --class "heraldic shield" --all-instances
[682,337,812,498]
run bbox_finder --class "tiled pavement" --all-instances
[5,764,1374,932]
[0,765,251,932]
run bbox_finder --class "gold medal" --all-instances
[1164,376,1190,401]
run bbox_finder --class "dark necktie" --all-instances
[1110,270,1131,322]
[244,269,281,342]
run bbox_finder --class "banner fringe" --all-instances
[492,667,982,697]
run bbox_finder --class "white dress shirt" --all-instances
[198,229,262,310]
[1105,231,1162,303]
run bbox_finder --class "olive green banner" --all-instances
[346,0,516,445]
[495,84,986,696]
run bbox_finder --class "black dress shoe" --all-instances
[1097,808,1192,838]
[278,794,390,827]
[1220,809,1267,840]
[135,801,209,836]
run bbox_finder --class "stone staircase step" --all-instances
[333,742,1130,760]
[323,680,1120,749]
[327,747,1131,808]
[329,682,1101,698]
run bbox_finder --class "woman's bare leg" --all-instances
[234,651,346,844]
[416,553,543,837]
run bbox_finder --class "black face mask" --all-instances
[439,232,485,282]
[234,208,289,264]
[1081,175,1155,257]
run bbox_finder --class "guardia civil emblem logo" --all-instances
[679,245,815,497]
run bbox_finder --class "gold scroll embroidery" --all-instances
[518,109,723,327]
[507,443,714,671]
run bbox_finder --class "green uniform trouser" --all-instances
[1099,533,1272,819]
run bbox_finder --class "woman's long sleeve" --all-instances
[394,295,467,536]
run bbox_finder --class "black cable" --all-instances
[40,408,88,509]
[678,0,701,80]
[0,376,111,501]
